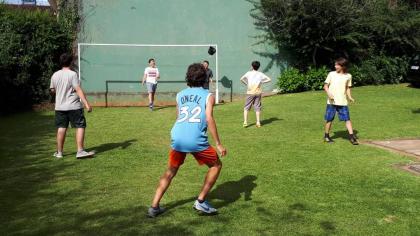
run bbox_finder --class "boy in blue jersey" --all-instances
[148,63,227,217]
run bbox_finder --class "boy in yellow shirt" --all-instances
[323,58,358,145]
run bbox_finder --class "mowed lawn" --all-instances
[1,84,419,235]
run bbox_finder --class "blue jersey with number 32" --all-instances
[171,87,211,152]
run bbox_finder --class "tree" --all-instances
[248,0,420,69]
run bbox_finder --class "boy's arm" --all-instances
[240,75,247,85]
[346,86,355,103]
[142,73,146,85]
[75,86,92,112]
[210,70,214,83]
[49,78,56,95]
[262,75,271,83]
[323,83,334,100]
[206,94,227,156]
[156,68,160,81]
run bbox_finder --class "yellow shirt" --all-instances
[324,71,352,106]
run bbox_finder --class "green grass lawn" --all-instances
[1,84,419,235]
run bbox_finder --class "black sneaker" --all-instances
[324,136,334,143]
[349,137,359,145]
[148,206,165,218]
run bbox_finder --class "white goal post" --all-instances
[77,43,220,104]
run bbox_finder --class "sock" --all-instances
[324,133,330,138]
[152,206,159,210]
[349,133,355,139]
[198,199,205,203]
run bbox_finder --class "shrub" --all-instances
[349,55,408,86]
[304,66,329,91]
[0,5,72,114]
[277,68,306,93]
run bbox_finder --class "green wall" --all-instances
[79,0,280,105]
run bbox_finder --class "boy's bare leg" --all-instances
[243,109,248,124]
[197,160,222,201]
[76,128,85,151]
[345,120,354,135]
[57,128,67,152]
[148,93,153,105]
[325,121,332,134]
[256,111,261,125]
[151,166,179,208]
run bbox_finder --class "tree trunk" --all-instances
[312,47,318,67]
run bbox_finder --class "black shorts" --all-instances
[55,109,87,128]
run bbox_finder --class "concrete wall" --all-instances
[78,0,280,105]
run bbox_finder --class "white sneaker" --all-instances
[193,200,217,214]
[76,150,95,159]
[53,151,63,159]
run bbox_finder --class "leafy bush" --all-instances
[277,66,329,93]
[0,5,72,114]
[277,68,306,93]
[277,54,408,94]
[350,55,408,86]
[304,66,329,91]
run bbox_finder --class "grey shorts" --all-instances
[244,94,262,111]
[146,82,157,93]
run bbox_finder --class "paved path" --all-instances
[368,139,420,158]
[366,139,420,174]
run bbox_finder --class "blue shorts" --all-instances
[146,82,157,93]
[324,104,350,122]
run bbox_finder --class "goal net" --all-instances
[77,43,225,107]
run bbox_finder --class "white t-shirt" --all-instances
[241,70,270,95]
[144,67,159,84]
[324,71,352,106]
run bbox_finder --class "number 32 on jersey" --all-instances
[177,106,202,123]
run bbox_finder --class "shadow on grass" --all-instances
[279,203,309,222]
[89,139,137,154]
[261,117,282,125]
[320,220,337,234]
[330,129,359,140]
[406,83,420,89]
[166,175,258,211]
[208,175,257,208]
[0,112,78,234]
[244,117,282,128]
[153,105,176,111]
[29,205,199,235]
[412,108,420,114]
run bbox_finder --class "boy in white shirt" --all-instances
[240,61,271,128]
[142,58,160,110]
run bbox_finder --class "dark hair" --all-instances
[59,53,73,67]
[186,63,207,87]
[203,60,209,65]
[148,58,155,63]
[251,61,260,70]
[335,57,349,73]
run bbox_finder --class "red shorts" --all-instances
[169,146,219,168]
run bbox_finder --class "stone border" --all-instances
[363,140,420,176]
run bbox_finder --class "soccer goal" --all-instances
[77,43,221,106]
